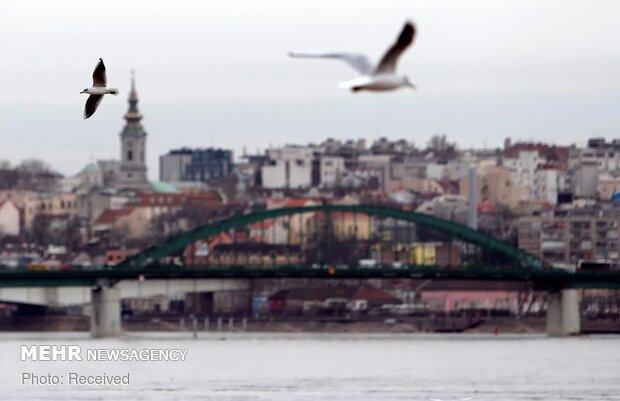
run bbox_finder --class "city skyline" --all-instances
[1,2,619,398]
[1,0,619,179]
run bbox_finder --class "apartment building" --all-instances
[518,209,620,267]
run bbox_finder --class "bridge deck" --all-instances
[0,265,619,289]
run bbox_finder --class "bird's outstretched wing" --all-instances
[288,51,374,75]
[374,21,415,75]
[84,95,103,119]
[92,58,107,87]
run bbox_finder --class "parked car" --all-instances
[359,259,378,268]
[391,262,409,269]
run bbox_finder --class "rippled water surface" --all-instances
[2,332,619,400]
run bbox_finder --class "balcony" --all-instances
[541,241,566,250]
[541,233,565,241]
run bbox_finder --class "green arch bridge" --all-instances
[120,204,543,270]
[0,204,619,289]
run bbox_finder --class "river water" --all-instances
[1,332,619,400]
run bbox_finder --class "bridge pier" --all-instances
[546,289,580,337]
[90,287,121,338]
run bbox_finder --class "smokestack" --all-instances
[467,166,478,230]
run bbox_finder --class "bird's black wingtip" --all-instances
[400,21,416,43]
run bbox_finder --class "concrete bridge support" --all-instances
[90,287,121,338]
[546,289,580,336]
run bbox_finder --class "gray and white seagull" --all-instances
[80,58,119,119]
[289,21,416,92]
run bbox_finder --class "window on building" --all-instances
[128,150,133,161]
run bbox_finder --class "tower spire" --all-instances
[116,70,149,192]
[124,70,142,127]
[129,69,137,101]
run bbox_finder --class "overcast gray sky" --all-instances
[1,0,619,179]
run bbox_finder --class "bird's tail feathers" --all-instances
[108,89,119,96]
[338,80,355,90]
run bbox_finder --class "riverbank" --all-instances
[1,315,619,333]
[0,315,543,333]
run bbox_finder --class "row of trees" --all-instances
[0,159,62,192]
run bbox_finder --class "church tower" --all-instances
[116,71,150,192]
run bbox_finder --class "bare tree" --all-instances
[14,159,62,192]
[426,134,457,160]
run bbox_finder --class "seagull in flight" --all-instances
[289,21,416,92]
[80,58,119,119]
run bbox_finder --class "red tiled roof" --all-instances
[208,231,249,246]
[478,201,496,213]
[539,162,567,171]
[503,143,571,160]
[285,199,316,208]
[252,220,274,230]
[94,208,134,225]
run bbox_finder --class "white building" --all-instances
[358,154,392,191]
[444,160,472,181]
[261,147,314,189]
[571,162,599,198]
[0,200,20,236]
[503,150,543,197]
[416,195,469,223]
[533,167,564,205]
[426,162,446,180]
[320,155,345,187]
[568,146,620,174]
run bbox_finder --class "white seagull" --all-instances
[289,21,416,92]
[80,58,119,119]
